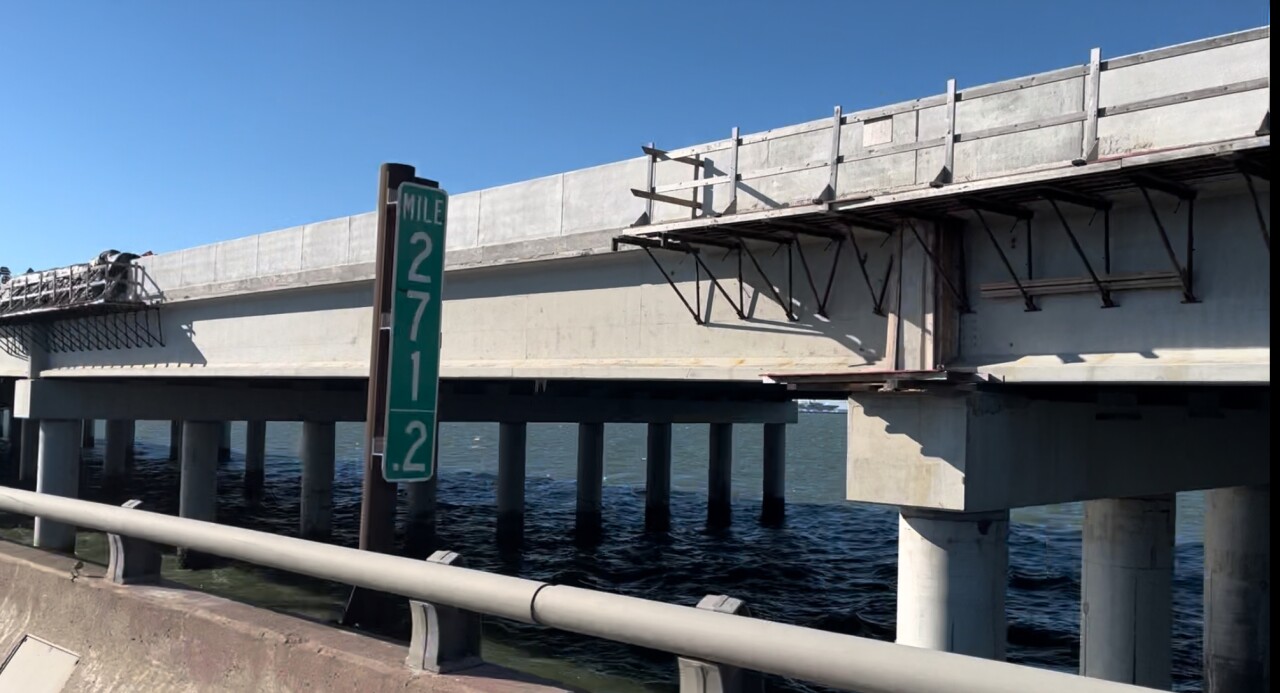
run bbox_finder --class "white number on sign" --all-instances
[407,289,431,342]
[403,420,429,472]
[407,231,434,284]
[409,350,421,401]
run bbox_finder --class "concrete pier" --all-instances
[576,422,604,540]
[896,508,1009,659]
[1080,495,1174,688]
[762,423,785,526]
[169,420,183,460]
[245,420,266,492]
[104,419,133,481]
[496,422,526,544]
[33,419,80,552]
[300,421,336,540]
[708,423,732,529]
[19,418,38,483]
[179,421,220,569]
[1204,485,1270,693]
[80,419,95,448]
[218,421,232,461]
[645,423,672,533]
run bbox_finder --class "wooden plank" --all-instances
[934,79,957,187]
[727,126,740,211]
[1099,77,1269,117]
[958,65,1088,101]
[844,94,949,124]
[1103,26,1270,70]
[642,145,701,166]
[980,271,1183,298]
[630,188,702,209]
[825,106,842,199]
[955,111,1087,143]
[1080,48,1102,163]
[848,136,947,162]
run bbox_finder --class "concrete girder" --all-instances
[847,391,1269,511]
[14,379,796,424]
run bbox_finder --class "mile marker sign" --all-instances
[382,182,447,482]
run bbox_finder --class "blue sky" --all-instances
[0,1,1269,270]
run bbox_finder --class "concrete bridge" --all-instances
[0,25,1271,693]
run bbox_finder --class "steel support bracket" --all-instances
[614,234,746,325]
[1237,166,1271,253]
[739,241,798,322]
[845,227,893,316]
[1045,198,1117,308]
[1133,175,1199,303]
[970,207,1039,312]
[902,218,971,313]
[405,551,484,673]
[677,595,764,693]
[106,500,163,585]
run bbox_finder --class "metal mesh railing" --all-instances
[0,251,148,320]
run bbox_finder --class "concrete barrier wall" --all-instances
[0,542,566,692]
[46,235,892,380]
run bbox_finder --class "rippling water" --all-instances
[0,415,1206,692]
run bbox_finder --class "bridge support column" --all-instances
[762,423,785,526]
[218,421,232,461]
[1204,485,1270,693]
[576,422,604,541]
[645,423,672,533]
[897,508,1008,659]
[1080,495,1174,687]
[300,421,335,540]
[34,419,80,552]
[179,421,220,569]
[406,475,437,559]
[19,418,39,483]
[80,419,95,448]
[245,420,266,492]
[707,423,732,529]
[496,422,526,545]
[104,419,133,481]
[168,420,182,460]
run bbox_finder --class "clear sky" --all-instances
[0,1,1269,270]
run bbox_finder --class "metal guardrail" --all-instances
[0,487,1161,693]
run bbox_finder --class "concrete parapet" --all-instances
[0,542,569,692]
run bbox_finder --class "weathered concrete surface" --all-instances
[847,392,1270,511]
[0,541,570,693]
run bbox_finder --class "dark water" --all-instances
[0,415,1206,692]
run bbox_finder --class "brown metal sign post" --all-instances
[343,162,438,629]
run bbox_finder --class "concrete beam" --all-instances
[848,392,1269,511]
[16,379,797,424]
[17,379,366,422]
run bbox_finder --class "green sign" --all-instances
[382,182,448,482]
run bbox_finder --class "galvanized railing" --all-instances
[0,487,1161,693]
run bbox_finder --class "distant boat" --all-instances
[797,400,846,414]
